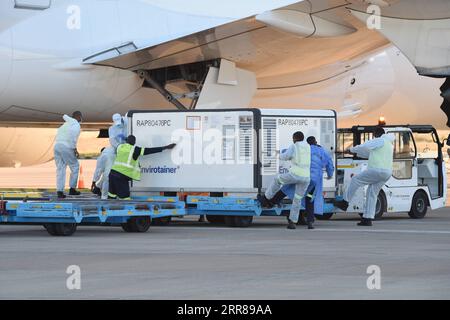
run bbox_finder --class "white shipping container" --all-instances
[128,108,336,194]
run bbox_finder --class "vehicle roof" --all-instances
[340,125,436,134]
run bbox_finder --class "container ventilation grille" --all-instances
[262,118,278,175]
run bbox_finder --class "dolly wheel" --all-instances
[315,213,334,221]
[151,216,172,226]
[206,215,225,224]
[44,224,58,236]
[234,216,253,228]
[121,223,134,232]
[224,216,237,227]
[45,223,77,236]
[125,216,152,233]
[224,216,253,228]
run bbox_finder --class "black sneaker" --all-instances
[308,223,315,230]
[69,188,81,196]
[287,220,296,230]
[57,191,66,199]
[357,218,373,227]
[334,199,349,211]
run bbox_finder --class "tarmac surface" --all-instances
[1,209,450,300]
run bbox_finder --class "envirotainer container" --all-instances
[128,108,336,195]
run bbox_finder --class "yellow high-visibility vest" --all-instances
[111,144,144,180]
[289,142,311,178]
[368,136,394,170]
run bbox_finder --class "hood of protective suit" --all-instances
[63,114,77,123]
[112,113,123,126]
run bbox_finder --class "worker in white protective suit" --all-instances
[91,146,116,199]
[54,111,83,199]
[334,127,395,226]
[109,113,127,149]
[258,131,311,230]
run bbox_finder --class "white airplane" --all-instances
[0,0,449,167]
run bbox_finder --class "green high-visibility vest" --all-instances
[111,144,144,180]
[368,136,394,170]
[289,142,311,178]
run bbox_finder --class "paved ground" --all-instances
[1,209,450,300]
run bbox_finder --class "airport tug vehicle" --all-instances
[330,125,447,220]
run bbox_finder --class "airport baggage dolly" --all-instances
[0,195,185,236]
[185,195,335,228]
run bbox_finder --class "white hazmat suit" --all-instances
[265,141,311,223]
[344,134,395,219]
[54,115,81,192]
[109,113,127,149]
[93,146,116,199]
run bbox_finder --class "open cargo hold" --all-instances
[128,108,337,196]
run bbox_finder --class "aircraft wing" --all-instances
[83,0,389,89]
[82,0,306,70]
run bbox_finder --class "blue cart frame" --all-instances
[0,196,185,236]
[185,195,336,227]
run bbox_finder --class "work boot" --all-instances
[287,220,296,230]
[271,191,286,206]
[308,223,315,230]
[357,218,373,227]
[57,191,66,199]
[257,194,274,209]
[334,199,349,211]
[69,188,81,196]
